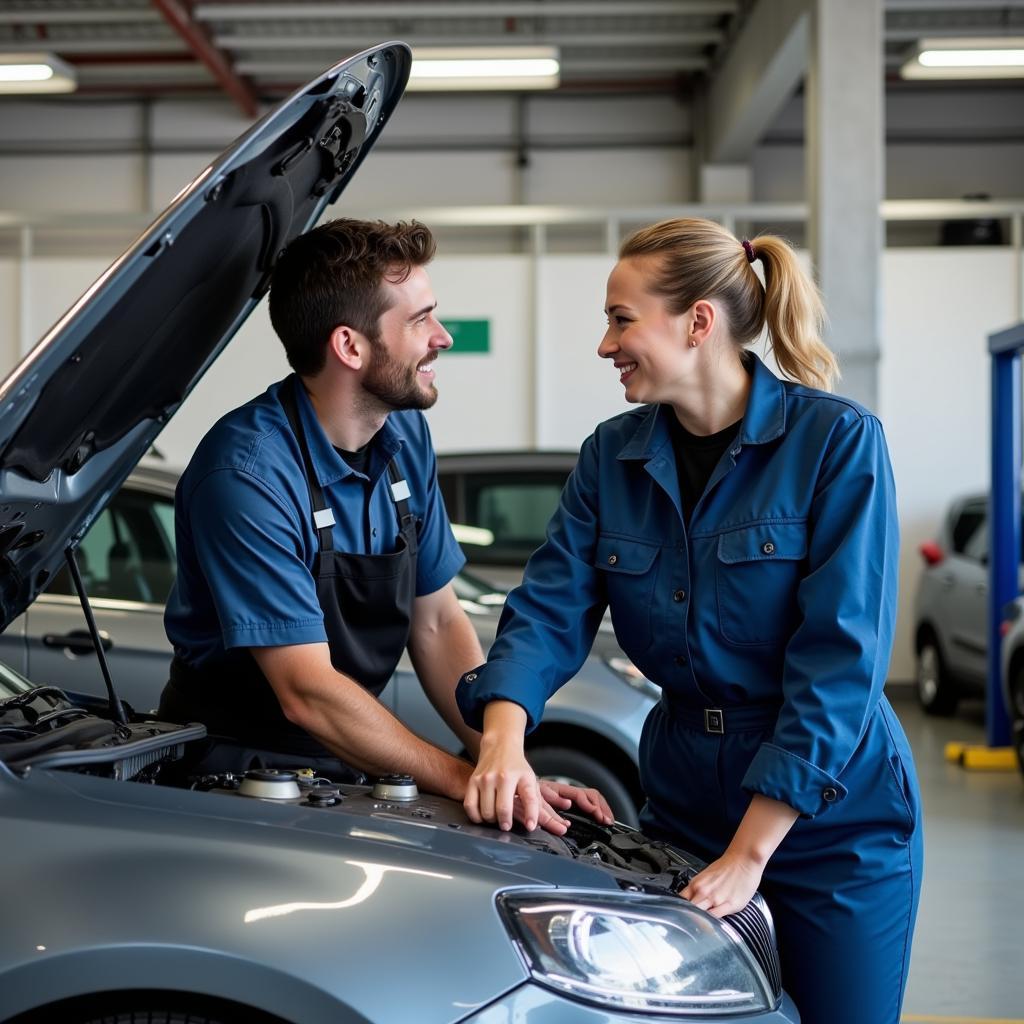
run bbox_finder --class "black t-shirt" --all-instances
[334,442,371,476]
[668,413,742,523]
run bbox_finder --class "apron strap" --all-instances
[281,376,417,552]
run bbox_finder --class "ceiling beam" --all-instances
[196,1,738,19]
[704,0,809,163]
[152,0,259,117]
[233,56,708,75]
[0,38,188,54]
[0,8,162,25]
[215,31,724,50]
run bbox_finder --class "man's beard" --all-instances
[362,343,438,411]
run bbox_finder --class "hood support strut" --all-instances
[64,546,128,726]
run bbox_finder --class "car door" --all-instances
[944,516,992,682]
[23,476,402,718]
[24,482,177,713]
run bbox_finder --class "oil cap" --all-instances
[371,773,419,802]
[238,768,302,800]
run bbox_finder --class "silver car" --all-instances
[0,461,655,826]
[912,493,1024,715]
[999,596,1024,778]
[0,44,797,1024]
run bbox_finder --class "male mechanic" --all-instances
[158,218,609,833]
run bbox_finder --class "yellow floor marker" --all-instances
[944,741,1018,771]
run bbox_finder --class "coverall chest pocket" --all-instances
[716,521,807,646]
[595,534,660,653]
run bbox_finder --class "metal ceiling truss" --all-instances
[0,0,1021,107]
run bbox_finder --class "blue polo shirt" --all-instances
[457,353,901,819]
[165,375,465,668]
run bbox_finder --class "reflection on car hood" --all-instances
[0,43,410,631]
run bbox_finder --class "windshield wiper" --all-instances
[64,546,128,726]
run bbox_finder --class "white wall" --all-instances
[880,250,1018,681]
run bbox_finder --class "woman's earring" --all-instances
[689,339,697,348]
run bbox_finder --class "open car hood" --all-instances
[0,43,410,630]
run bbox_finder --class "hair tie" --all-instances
[741,239,757,263]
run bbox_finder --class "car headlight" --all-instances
[498,891,773,1016]
[605,655,661,700]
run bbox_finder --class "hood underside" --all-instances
[0,43,411,630]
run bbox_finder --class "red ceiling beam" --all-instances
[150,0,259,117]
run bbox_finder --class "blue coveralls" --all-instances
[458,354,923,1024]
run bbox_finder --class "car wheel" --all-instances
[916,637,959,716]
[1009,665,1024,779]
[528,746,640,828]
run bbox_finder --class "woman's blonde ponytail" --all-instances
[753,235,838,391]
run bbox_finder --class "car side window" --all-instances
[962,518,988,564]
[44,488,176,604]
[951,507,985,554]
[462,473,568,564]
[438,472,459,524]
[956,510,1024,565]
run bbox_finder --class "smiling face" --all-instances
[362,265,453,411]
[599,257,695,405]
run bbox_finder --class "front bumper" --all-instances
[460,981,800,1024]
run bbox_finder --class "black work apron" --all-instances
[159,377,418,773]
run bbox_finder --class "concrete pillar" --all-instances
[806,0,884,408]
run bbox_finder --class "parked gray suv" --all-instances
[913,493,1024,715]
[0,44,796,1023]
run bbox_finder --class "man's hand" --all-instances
[537,779,614,834]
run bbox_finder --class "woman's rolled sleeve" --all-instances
[741,413,899,818]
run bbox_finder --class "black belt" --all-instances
[661,695,780,735]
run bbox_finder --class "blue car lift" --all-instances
[948,323,1021,770]
[987,322,1023,750]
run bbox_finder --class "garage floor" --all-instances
[890,690,1024,1023]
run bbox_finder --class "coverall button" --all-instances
[673,589,686,602]
[465,672,478,682]
[674,654,687,666]
[607,553,618,565]
[822,786,838,803]
[762,541,776,555]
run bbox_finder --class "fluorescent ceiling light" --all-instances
[901,36,1024,79]
[408,46,559,91]
[0,52,76,93]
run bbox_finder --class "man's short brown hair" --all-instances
[268,218,436,376]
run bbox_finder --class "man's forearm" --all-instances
[408,604,485,761]
[255,646,472,800]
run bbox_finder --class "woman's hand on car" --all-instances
[464,735,542,831]
[678,851,764,918]
[464,700,615,834]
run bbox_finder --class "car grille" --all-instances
[726,894,782,999]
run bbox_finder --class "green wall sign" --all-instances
[442,318,490,354]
